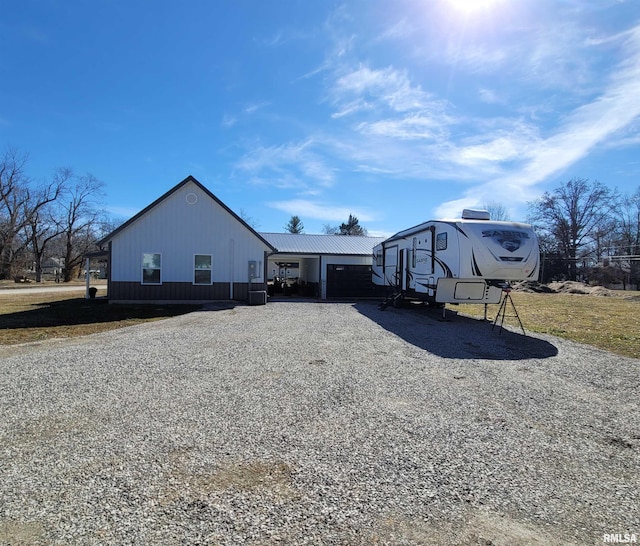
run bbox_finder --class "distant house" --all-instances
[41,257,64,276]
[97,176,385,303]
[98,176,274,303]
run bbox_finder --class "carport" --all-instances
[259,233,385,299]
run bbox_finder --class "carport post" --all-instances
[85,257,90,299]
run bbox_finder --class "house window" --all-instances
[436,232,448,251]
[142,253,161,284]
[194,254,212,285]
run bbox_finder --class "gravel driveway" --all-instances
[1,301,638,545]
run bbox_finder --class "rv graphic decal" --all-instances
[471,252,483,276]
[454,224,469,238]
[433,255,453,278]
[482,229,529,253]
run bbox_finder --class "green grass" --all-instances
[451,290,640,359]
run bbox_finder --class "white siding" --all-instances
[110,181,269,283]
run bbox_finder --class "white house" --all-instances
[98,176,275,303]
[96,176,385,303]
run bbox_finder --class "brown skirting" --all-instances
[108,281,266,302]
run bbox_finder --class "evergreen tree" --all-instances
[284,215,304,234]
[339,214,366,236]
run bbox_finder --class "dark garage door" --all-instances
[326,264,379,298]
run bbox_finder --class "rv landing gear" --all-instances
[492,289,525,335]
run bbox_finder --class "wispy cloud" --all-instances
[356,112,451,140]
[220,102,269,130]
[477,88,504,104]
[106,205,141,219]
[267,198,375,222]
[436,23,640,217]
[244,101,269,115]
[234,4,640,228]
[235,139,336,189]
[332,65,434,114]
[221,114,237,128]
[377,17,415,42]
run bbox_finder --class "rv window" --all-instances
[194,254,212,285]
[142,253,161,284]
[375,250,383,266]
[436,232,447,251]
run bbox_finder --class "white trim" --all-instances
[142,252,162,285]
[193,253,213,285]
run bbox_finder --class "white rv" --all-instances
[372,210,540,305]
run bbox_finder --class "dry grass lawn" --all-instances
[0,287,199,346]
[452,289,640,359]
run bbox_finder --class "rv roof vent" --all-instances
[462,209,490,220]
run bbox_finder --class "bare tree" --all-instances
[322,223,339,235]
[22,168,68,282]
[528,178,615,281]
[482,201,511,221]
[58,173,105,282]
[0,148,31,279]
[610,187,640,288]
[238,208,260,230]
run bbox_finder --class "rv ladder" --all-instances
[379,291,403,310]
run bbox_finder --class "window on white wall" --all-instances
[436,232,448,251]
[142,253,161,284]
[194,254,212,285]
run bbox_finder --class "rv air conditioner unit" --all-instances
[461,209,490,220]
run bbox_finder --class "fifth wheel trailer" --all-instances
[372,210,540,305]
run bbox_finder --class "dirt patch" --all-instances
[0,519,46,545]
[161,450,297,506]
[510,281,555,293]
[368,509,577,545]
[512,280,624,297]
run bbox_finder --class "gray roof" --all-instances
[260,233,385,256]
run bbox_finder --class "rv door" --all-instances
[400,248,407,291]
[384,245,399,288]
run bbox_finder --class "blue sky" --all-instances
[2,0,640,237]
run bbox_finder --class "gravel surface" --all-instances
[1,301,638,545]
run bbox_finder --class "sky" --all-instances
[2,0,640,238]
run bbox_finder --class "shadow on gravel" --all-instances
[354,301,559,360]
[0,298,202,330]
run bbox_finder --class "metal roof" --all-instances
[260,232,385,256]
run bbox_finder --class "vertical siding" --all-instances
[109,181,271,294]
